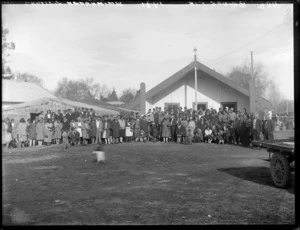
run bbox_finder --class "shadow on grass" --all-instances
[218,166,294,195]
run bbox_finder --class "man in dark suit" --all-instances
[169,114,177,142]
[65,109,72,123]
[263,113,274,140]
[55,110,64,123]
[251,113,262,141]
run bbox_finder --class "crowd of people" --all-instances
[2,106,275,149]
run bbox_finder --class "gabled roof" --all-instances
[127,61,271,109]
[2,80,57,103]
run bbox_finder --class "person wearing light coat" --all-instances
[36,117,45,146]
[44,119,54,145]
[54,120,63,144]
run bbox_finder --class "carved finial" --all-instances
[194,46,197,62]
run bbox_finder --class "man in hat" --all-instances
[71,108,79,122]
[65,109,72,123]
[263,113,274,140]
[251,113,262,141]
[55,109,64,123]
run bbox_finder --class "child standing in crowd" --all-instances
[125,118,133,142]
[69,127,77,146]
[54,119,62,145]
[62,130,69,150]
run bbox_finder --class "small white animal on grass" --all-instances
[93,145,106,164]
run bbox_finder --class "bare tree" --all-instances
[266,79,285,112]
[226,59,271,97]
[54,77,109,102]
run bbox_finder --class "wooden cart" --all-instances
[252,138,295,188]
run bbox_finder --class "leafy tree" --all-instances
[107,87,118,101]
[119,88,137,104]
[134,89,140,100]
[2,28,15,78]
[226,59,271,97]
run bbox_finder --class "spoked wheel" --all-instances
[270,153,290,188]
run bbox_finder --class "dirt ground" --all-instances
[2,142,295,225]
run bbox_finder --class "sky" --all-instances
[2,3,294,99]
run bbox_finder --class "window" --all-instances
[164,103,180,110]
[220,102,237,112]
[193,102,207,111]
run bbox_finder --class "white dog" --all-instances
[93,145,106,164]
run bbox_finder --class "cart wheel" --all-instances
[270,153,290,188]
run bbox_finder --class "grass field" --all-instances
[2,142,295,225]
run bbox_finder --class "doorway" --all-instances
[221,102,237,112]
[164,103,180,111]
[193,102,208,111]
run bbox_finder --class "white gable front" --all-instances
[145,70,250,112]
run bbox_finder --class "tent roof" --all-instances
[127,61,272,109]
[2,80,57,103]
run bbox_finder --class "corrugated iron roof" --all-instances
[2,80,57,103]
[3,97,120,116]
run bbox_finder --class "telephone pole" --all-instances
[194,47,198,110]
[249,51,256,114]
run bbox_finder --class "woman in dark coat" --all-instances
[244,114,252,147]
[111,118,120,144]
[89,117,97,144]
[27,119,37,147]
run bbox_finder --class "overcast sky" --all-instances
[2,3,294,99]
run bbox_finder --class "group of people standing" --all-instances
[2,105,275,149]
[140,106,274,147]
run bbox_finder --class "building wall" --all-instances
[145,70,250,112]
